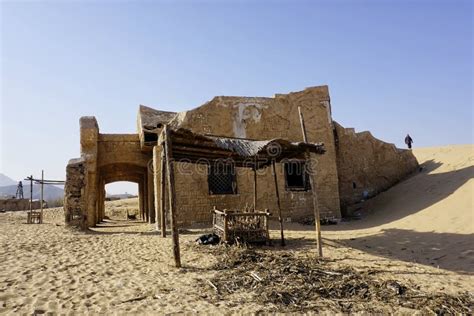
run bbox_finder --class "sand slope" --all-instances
[325,144,474,273]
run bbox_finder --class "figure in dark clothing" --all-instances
[405,134,413,149]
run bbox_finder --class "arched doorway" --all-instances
[97,163,152,223]
[104,181,139,220]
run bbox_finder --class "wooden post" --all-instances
[223,209,228,243]
[298,106,323,257]
[40,170,44,223]
[264,208,271,245]
[253,156,257,211]
[138,181,144,221]
[27,175,33,224]
[30,175,33,213]
[164,126,181,268]
[143,178,149,223]
[272,161,285,246]
[160,143,167,237]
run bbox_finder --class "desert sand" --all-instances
[0,145,472,314]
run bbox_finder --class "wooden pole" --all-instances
[28,175,33,224]
[253,156,257,211]
[40,170,44,223]
[29,175,33,212]
[164,126,181,268]
[298,106,323,257]
[272,161,285,246]
[160,143,167,238]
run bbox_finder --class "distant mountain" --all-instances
[0,173,17,187]
[0,183,64,201]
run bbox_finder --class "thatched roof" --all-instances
[161,128,325,169]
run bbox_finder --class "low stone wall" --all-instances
[64,158,87,228]
[334,122,419,215]
[0,199,41,211]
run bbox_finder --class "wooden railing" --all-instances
[211,207,271,244]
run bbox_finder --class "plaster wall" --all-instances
[160,86,342,225]
[334,122,419,215]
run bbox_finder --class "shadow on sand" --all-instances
[333,228,474,274]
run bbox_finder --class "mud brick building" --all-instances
[64,86,418,229]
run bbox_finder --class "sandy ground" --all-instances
[0,145,472,314]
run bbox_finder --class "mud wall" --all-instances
[0,199,41,211]
[64,158,87,228]
[159,86,342,225]
[334,122,419,215]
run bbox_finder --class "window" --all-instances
[208,163,237,195]
[284,161,311,191]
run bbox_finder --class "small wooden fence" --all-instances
[212,207,271,244]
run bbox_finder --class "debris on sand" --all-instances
[200,246,473,313]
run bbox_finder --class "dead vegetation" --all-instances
[198,245,472,313]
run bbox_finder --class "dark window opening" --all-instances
[144,132,158,143]
[352,182,357,189]
[208,163,237,195]
[284,161,311,191]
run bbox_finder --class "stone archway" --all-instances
[97,163,148,223]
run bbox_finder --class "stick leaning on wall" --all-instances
[298,106,323,257]
[163,125,181,268]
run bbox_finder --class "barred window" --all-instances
[284,161,311,191]
[208,163,237,195]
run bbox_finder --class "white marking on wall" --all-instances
[232,102,267,138]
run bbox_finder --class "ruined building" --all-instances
[64,86,418,229]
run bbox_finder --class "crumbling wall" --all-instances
[64,158,87,228]
[164,86,342,225]
[334,122,419,215]
[0,199,41,211]
[80,117,99,227]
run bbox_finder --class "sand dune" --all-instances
[324,144,474,274]
[0,145,472,313]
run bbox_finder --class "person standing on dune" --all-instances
[405,134,414,149]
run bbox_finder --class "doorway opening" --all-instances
[104,181,139,221]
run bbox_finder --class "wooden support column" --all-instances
[160,145,167,237]
[143,176,149,222]
[272,161,285,246]
[164,126,181,268]
[148,166,155,224]
[298,106,323,257]
[138,181,144,221]
[253,156,258,211]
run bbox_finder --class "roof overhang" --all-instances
[159,128,325,169]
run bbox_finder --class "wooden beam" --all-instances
[298,106,323,257]
[160,144,167,238]
[164,126,181,268]
[272,161,285,246]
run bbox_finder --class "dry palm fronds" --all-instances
[200,246,473,313]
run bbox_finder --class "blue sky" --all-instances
[1,0,472,194]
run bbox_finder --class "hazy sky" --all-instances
[1,0,472,194]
